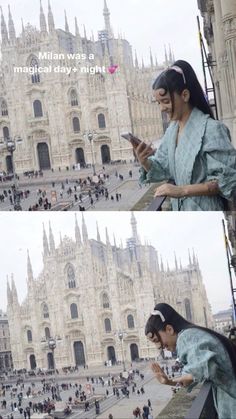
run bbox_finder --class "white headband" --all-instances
[150,310,165,322]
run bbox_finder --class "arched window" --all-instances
[70,303,78,319]
[71,90,78,106]
[102,293,110,309]
[104,318,111,333]
[73,117,80,133]
[33,100,43,118]
[67,265,76,288]
[31,57,40,84]
[3,126,9,139]
[127,314,135,329]
[184,298,192,322]
[42,303,49,319]
[45,327,50,339]
[27,330,32,342]
[1,100,8,116]
[98,113,106,129]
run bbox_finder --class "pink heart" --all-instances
[108,65,119,74]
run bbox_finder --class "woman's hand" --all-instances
[134,141,155,171]
[151,363,170,385]
[154,183,185,198]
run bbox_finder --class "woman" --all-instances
[145,303,236,419]
[133,60,236,210]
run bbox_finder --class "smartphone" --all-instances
[121,132,141,146]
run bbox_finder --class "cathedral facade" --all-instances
[0,1,168,174]
[7,214,213,371]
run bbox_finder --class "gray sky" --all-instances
[0,212,233,315]
[1,0,204,82]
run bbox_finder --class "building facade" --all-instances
[0,310,13,371]
[198,0,236,145]
[0,1,168,173]
[213,308,233,335]
[7,214,213,371]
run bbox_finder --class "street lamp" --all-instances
[0,135,23,210]
[83,131,97,176]
[41,336,62,401]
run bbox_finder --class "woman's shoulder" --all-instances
[205,117,231,140]
[177,327,218,346]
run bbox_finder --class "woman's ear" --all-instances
[182,89,190,103]
[165,324,175,335]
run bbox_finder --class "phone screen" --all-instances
[121,132,141,146]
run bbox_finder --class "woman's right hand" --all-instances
[133,141,155,171]
[151,362,170,385]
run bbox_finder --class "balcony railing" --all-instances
[185,382,218,419]
[146,195,167,211]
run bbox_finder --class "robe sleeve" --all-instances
[139,135,171,184]
[177,330,236,398]
[202,121,236,200]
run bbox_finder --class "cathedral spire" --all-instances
[1,6,9,45]
[11,274,18,303]
[150,47,154,68]
[113,234,117,248]
[174,252,178,270]
[21,18,25,35]
[48,0,55,33]
[75,16,79,36]
[75,214,81,245]
[103,0,113,38]
[49,221,55,253]
[106,227,110,245]
[169,43,173,63]
[131,212,139,244]
[135,50,139,68]
[8,5,16,41]
[160,256,164,271]
[43,223,49,256]
[188,249,192,266]
[27,250,33,282]
[40,0,47,33]
[64,10,69,32]
[97,222,101,242]
[7,276,12,304]
[164,44,168,65]
[82,214,88,242]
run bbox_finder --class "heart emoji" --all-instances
[108,65,119,74]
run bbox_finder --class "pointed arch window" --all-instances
[33,100,43,118]
[67,265,76,288]
[71,89,78,106]
[42,303,49,319]
[104,318,111,333]
[98,113,106,129]
[102,293,110,309]
[184,298,192,321]
[1,100,8,116]
[73,117,80,133]
[45,327,50,339]
[3,126,10,139]
[27,330,32,342]
[31,57,40,84]
[127,314,135,329]
[70,303,78,319]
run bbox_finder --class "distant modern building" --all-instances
[0,310,13,371]
[0,0,170,173]
[198,0,236,146]
[7,214,213,371]
[213,308,233,335]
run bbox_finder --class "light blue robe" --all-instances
[140,108,236,210]
[177,328,236,419]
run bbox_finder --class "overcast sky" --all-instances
[0,212,233,315]
[0,0,204,83]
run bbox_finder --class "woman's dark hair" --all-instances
[145,303,236,377]
[152,60,215,119]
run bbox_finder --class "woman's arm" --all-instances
[151,363,194,387]
[154,181,219,198]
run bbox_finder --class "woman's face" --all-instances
[147,325,177,352]
[153,88,189,121]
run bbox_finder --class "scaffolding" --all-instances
[197,16,219,119]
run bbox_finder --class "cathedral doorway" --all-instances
[37,142,51,170]
[75,148,85,167]
[130,343,139,361]
[101,145,111,164]
[74,341,86,366]
[47,352,54,369]
[29,354,37,370]
[107,346,116,365]
[6,155,13,173]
